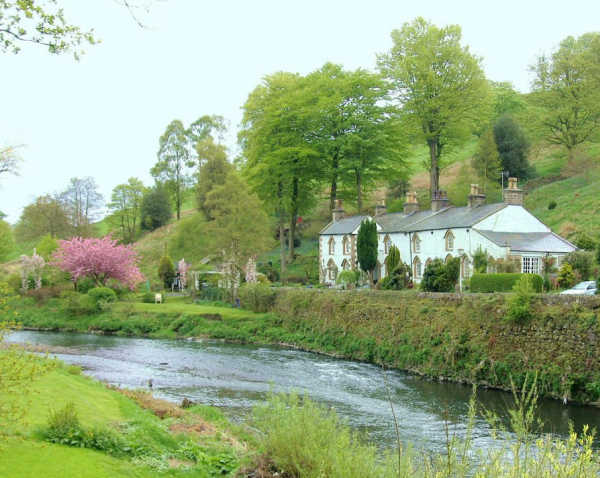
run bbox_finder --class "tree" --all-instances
[472,128,501,189]
[35,234,59,261]
[158,255,175,289]
[530,33,600,165]
[384,245,401,276]
[15,194,72,242]
[357,219,378,286]
[195,138,233,219]
[0,1,96,57]
[240,72,321,269]
[204,171,273,297]
[377,17,489,198]
[493,115,532,180]
[52,236,144,290]
[421,257,460,292]
[0,220,14,262]
[108,178,145,243]
[0,145,22,181]
[140,185,172,231]
[557,262,576,289]
[60,177,104,237]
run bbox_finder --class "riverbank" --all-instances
[0,353,251,477]
[13,288,600,404]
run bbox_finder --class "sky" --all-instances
[1,0,599,224]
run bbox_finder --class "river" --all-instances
[8,330,600,453]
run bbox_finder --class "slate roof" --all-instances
[475,230,576,253]
[320,215,371,235]
[320,203,507,235]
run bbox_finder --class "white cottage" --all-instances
[319,179,576,286]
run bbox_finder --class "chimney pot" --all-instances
[332,199,345,222]
[431,190,450,212]
[503,177,524,205]
[468,183,486,208]
[375,199,387,217]
[403,192,419,214]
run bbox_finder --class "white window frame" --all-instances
[445,230,454,251]
[522,256,541,274]
[328,237,335,255]
[412,234,421,253]
[343,236,351,255]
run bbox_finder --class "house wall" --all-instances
[476,205,549,232]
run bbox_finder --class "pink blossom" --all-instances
[52,236,144,290]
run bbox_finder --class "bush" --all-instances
[380,261,412,290]
[60,291,97,316]
[506,275,536,323]
[76,276,96,294]
[158,255,175,289]
[44,402,80,441]
[141,292,156,303]
[470,273,543,293]
[88,287,117,310]
[6,273,22,293]
[557,263,576,289]
[258,262,279,283]
[336,270,360,289]
[25,286,63,304]
[421,258,460,292]
[548,200,557,210]
[564,250,593,280]
[472,247,488,273]
[141,186,172,231]
[238,283,276,313]
[574,233,596,251]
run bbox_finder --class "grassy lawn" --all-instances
[116,300,267,320]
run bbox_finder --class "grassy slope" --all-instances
[0,357,248,478]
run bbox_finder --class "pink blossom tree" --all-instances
[52,236,144,290]
[177,258,189,290]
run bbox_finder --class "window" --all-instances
[522,256,540,274]
[341,259,350,270]
[412,233,421,253]
[462,256,471,279]
[342,236,351,255]
[328,237,335,255]
[327,259,338,281]
[413,257,422,279]
[445,230,454,251]
[445,254,453,264]
[383,235,391,254]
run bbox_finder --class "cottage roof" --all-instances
[475,230,576,253]
[320,215,371,235]
[400,203,507,232]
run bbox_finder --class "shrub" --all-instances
[76,276,96,294]
[141,185,172,231]
[88,287,117,310]
[384,245,401,274]
[421,258,460,292]
[470,273,543,293]
[157,255,175,289]
[258,262,279,283]
[380,261,412,290]
[6,273,22,293]
[238,283,276,312]
[336,270,360,289]
[472,247,488,273]
[59,291,97,316]
[574,233,596,251]
[44,402,80,442]
[548,200,557,210]
[557,263,576,289]
[25,286,63,304]
[506,275,536,323]
[141,292,156,303]
[564,250,593,280]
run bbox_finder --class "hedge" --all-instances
[470,273,543,293]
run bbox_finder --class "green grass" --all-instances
[406,137,478,175]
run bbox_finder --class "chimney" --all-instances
[375,199,387,216]
[332,199,345,222]
[503,177,523,206]
[468,184,486,208]
[431,190,450,212]
[403,191,419,214]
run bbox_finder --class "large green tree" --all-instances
[472,128,501,190]
[108,177,146,243]
[529,33,600,165]
[240,72,321,270]
[493,115,532,180]
[357,219,378,286]
[195,137,233,219]
[140,185,172,231]
[15,194,71,242]
[60,177,103,237]
[377,18,490,198]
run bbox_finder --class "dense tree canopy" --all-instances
[140,185,172,231]
[472,128,501,189]
[60,177,104,237]
[377,17,490,198]
[15,194,71,242]
[357,219,378,285]
[493,115,532,180]
[108,178,146,243]
[530,33,600,164]
[195,137,233,219]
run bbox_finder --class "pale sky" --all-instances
[1,0,598,224]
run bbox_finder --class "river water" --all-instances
[8,330,600,453]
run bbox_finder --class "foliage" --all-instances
[379,260,411,290]
[76,276,96,294]
[384,245,400,275]
[0,145,22,180]
[60,177,104,237]
[548,200,557,210]
[557,263,576,289]
[564,250,594,280]
[195,137,233,219]
[0,1,96,58]
[140,185,172,231]
[157,255,175,289]
[15,194,71,242]
[59,291,98,315]
[253,392,392,478]
[573,232,596,251]
[356,220,378,283]
[470,273,543,293]
[493,115,532,180]
[506,275,536,323]
[87,287,117,309]
[421,257,460,292]
[35,234,59,261]
[472,128,501,187]
[377,17,490,197]
[108,177,145,243]
[238,283,277,313]
[52,236,144,290]
[472,247,488,273]
[336,269,360,289]
[0,219,14,261]
[529,32,600,164]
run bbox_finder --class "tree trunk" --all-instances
[277,182,286,282]
[567,146,575,167]
[288,177,299,261]
[428,139,440,198]
[355,168,363,213]
[329,150,339,211]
